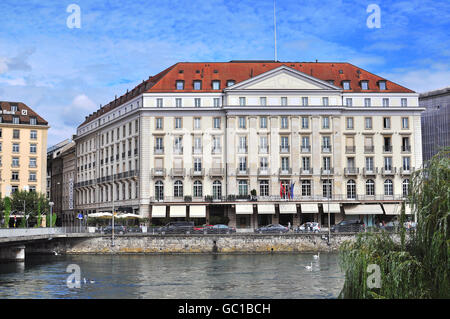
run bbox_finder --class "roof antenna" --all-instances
[274,0,278,62]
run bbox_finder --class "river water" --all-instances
[0,253,345,299]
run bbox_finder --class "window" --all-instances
[365,117,372,129]
[155,181,164,200]
[346,98,353,107]
[194,118,201,129]
[302,180,311,196]
[213,181,222,199]
[322,97,329,106]
[212,80,220,90]
[301,136,310,151]
[322,117,329,129]
[155,137,164,151]
[322,179,332,198]
[361,81,369,90]
[259,136,268,153]
[364,98,371,107]
[402,117,409,129]
[12,171,19,181]
[383,117,391,129]
[213,117,221,129]
[213,98,220,107]
[366,179,375,196]
[12,143,19,153]
[402,179,410,197]
[379,81,386,90]
[175,118,182,129]
[227,80,235,87]
[302,157,310,170]
[301,117,309,129]
[260,97,267,106]
[322,136,331,151]
[260,117,267,129]
[239,97,246,106]
[156,98,163,108]
[13,129,20,139]
[384,157,392,170]
[11,105,18,112]
[13,116,19,124]
[346,117,354,129]
[193,80,202,90]
[281,117,288,129]
[194,157,202,171]
[302,97,308,106]
[12,157,19,167]
[281,97,287,106]
[194,98,201,107]
[238,117,246,129]
[384,179,393,196]
[401,98,408,107]
[342,81,350,90]
[156,118,163,129]
[239,157,247,171]
[403,157,411,171]
[383,98,390,107]
[239,136,247,153]
[0,129,1,138]
[176,80,184,90]
[259,180,269,197]
[176,98,182,107]
[281,157,289,171]
[29,158,37,168]
[347,180,356,199]
[29,172,37,182]
[366,157,374,171]
[280,136,289,151]
[238,180,248,196]
[260,156,268,169]
[174,180,183,197]
[193,181,203,197]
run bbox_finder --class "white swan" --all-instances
[313,252,320,259]
[305,262,312,270]
[53,251,58,256]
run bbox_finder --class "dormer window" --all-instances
[30,117,37,125]
[193,80,202,90]
[212,80,220,90]
[176,80,184,90]
[342,81,351,90]
[361,81,369,90]
[13,116,19,124]
[227,80,235,87]
[11,105,18,112]
[378,81,386,90]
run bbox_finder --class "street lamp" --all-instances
[49,202,54,228]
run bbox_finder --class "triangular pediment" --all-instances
[225,65,341,91]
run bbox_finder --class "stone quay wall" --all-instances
[26,233,357,255]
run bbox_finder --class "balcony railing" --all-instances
[280,146,290,153]
[154,147,164,154]
[259,147,269,154]
[209,168,225,177]
[400,167,414,175]
[258,168,270,176]
[322,145,332,153]
[345,146,356,154]
[237,147,248,154]
[190,168,205,177]
[151,168,166,177]
[344,167,359,176]
[320,168,334,175]
[192,147,203,154]
[300,168,313,175]
[236,168,249,176]
[170,168,185,177]
[211,147,222,154]
[364,146,374,153]
[383,145,392,153]
[301,145,311,153]
[381,167,397,176]
[278,168,292,175]
[173,147,183,155]
[363,167,378,176]
[402,145,411,153]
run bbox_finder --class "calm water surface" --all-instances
[0,253,345,299]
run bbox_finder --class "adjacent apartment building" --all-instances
[74,61,423,229]
[0,101,48,197]
[419,87,450,163]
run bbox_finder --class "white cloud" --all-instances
[0,76,27,86]
[62,94,98,127]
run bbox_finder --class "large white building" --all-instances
[74,61,423,229]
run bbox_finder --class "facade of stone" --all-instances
[74,62,423,229]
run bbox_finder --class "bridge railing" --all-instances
[0,227,87,238]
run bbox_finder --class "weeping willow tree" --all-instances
[339,148,449,299]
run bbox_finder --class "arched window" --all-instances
[155,180,164,201]
[366,179,375,196]
[213,180,222,200]
[193,180,203,198]
[174,180,183,198]
[402,179,410,197]
[238,180,248,196]
[384,179,393,196]
[347,179,356,199]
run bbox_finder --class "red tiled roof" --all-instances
[79,61,415,127]
[0,101,48,125]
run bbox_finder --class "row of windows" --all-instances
[0,157,38,167]
[6,171,38,181]
[0,129,38,139]
[0,143,38,153]
[156,98,221,108]
[0,116,38,125]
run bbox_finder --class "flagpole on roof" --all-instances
[274,0,277,62]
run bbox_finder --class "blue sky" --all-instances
[0,0,449,145]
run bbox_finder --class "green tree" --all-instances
[11,191,49,227]
[3,197,11,228]
[339,148,449,299]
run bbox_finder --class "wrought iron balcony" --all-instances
[322,145,332,153]
[381,167,397,176]
[363,167,378,176]
[278,168,292,176]
[236,168,249,176]
[173,147,183,155]
[259,146,269,154]
[237,146,248,154]
[280,145,290,153]
[345,146,356,154]
[383,145,393,153]
[320,168,334,175]
[402,145,411,153]
[258,168,270,176]
[190,168,205,177]
[400,167,414,175]
[344,167,359,176]
[300,168,313,175]
[151,168,166,177]
[364,146,375,153]
[192,147,203,154]
[154,147,164,154]
[301,146,311,153]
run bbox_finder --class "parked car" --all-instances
[330,220,365,233]
[157,221,195,234]
[208,224,236,234]
[127,226,142,233]
[296,222,321,233]
[103,225,126,234]
[193,224,213,232]
[255,224,289,234]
